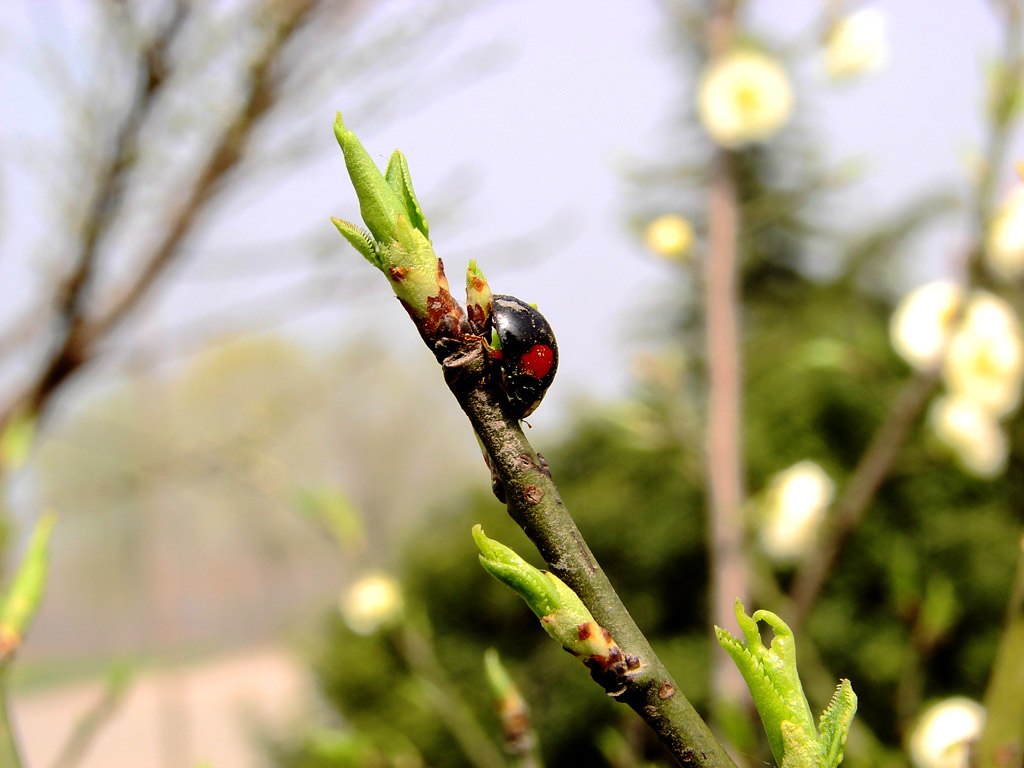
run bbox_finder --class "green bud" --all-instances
[333,114,455,329]
[816,680,857,768]
[331,218,380,269]
[483,648,514,700]
[333,113,410,246]
[465,260,493,332]
[0,512,56,660]
[472,526,629,667]
[381,213,443,316]
[473,524,560,618]
[385,149,429,239]
[0,410,36,470]
[716,600,857,768]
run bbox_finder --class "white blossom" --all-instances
[759,460,835,561]
[986,185,1024,280]
[909,698,985,768]
[943,291,1024,417]
[697,50,793,148]
[890,281,964,371]
[929,395,1008,478]
[340,572,403,635]
[645,214,694,260]
[824,9,889,80]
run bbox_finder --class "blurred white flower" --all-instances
[909,698,986,768]
[824,8,889,80]
[645,214,695,260]
[986,185,1024,280]
[697,50,793,148]
[929,395,1008,478]
[759,460,835,561]
[340,572,403,635]
[890,281,964,371]
[944,291,1024,417]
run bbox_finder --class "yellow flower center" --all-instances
[734,84,761,115]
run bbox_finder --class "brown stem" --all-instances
[442,340,738,768]
[3,0,317,426]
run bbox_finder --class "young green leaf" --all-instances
[385,150,429,239]
[331,218,381,269]
[0,512,57,661]
[716,600,857,768]
[466,260,493,332]
[818,680,857,768]
[473,524,560,619]
[333,113,409,245]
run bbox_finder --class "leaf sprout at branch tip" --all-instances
[715,600,856,768]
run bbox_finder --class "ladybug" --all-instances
[490,294,558,420]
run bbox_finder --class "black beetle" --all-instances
[490,294,558,420]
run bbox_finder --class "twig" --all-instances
[50,666,132,768]
[396,620,507,768]
[0,666,22,768]
[13,2,189,419]
[1,0,318,425]
[442,342,738,768]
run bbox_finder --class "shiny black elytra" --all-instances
[490,294,558,420]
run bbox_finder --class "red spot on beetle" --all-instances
[517,345,554,379]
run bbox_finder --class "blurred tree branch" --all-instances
[49,664,133,768]
[5,0,317,422]
[0,0,478,428]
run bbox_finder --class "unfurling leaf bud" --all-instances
[715,600,857,768]
[0,512,56,661]
[472,525,643,696]
[466,260,493,333]
[333,114,463,343]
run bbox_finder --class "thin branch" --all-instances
[85,0,317,344]
[49,666,132,768]
[396,620,507,768]
[2,0,317,424]
[442,342,738,768]
[0,666,21,768]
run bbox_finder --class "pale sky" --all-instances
[1,0,1021,425]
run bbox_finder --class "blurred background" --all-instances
[1,1,1024,767]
